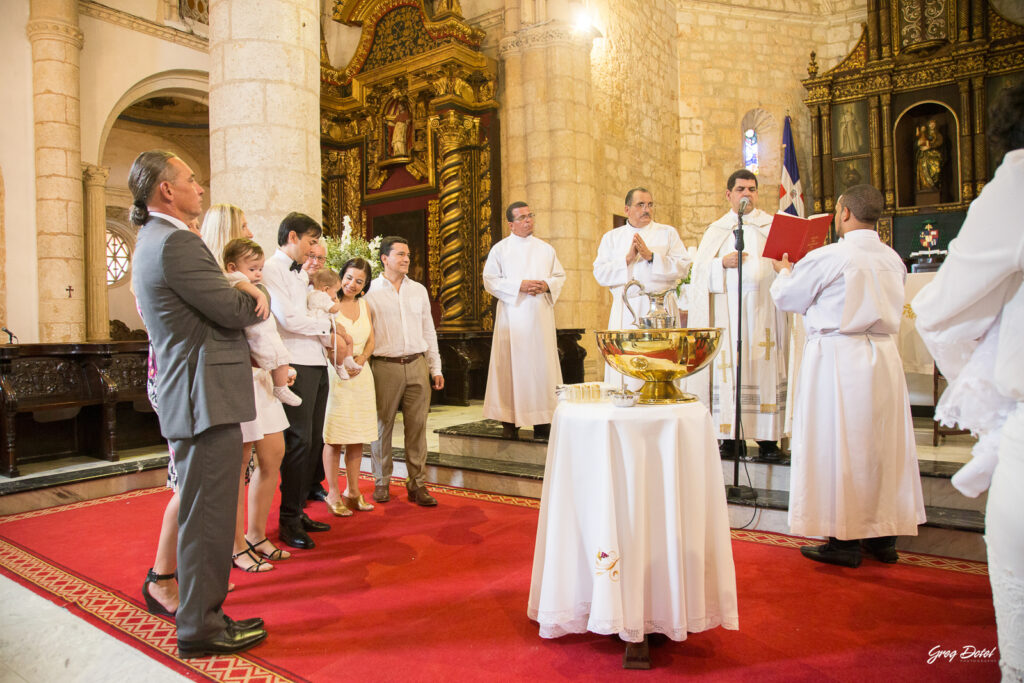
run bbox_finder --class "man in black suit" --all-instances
[129,150,267,658]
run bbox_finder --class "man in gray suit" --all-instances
[129,150,268,658]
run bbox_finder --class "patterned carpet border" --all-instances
[0,536,293,682]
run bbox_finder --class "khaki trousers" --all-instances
[370,355,431,489]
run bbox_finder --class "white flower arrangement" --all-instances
[322,215,383,279]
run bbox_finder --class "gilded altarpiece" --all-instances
[320,0,500,333]
[803,0,1024,257]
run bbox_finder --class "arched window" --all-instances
[743,128,759,174]
[105,220,135,287]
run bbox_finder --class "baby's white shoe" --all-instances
[334,364,351,380]
[343,356,362,373]
[273,385,303,406]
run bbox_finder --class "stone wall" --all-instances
[674,0,865,244]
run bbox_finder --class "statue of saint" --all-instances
[915,119,944,192]
[838,109,863,155]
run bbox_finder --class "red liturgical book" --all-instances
[762,212,833,263]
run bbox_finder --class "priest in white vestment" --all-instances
[483,202,566,440]
[769,184,925,568]
[912,85,1024,681]
[592,187,690,388]
[688,170,788,459]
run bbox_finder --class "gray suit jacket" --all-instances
[132,216,261,439]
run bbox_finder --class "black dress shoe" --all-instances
[279,524,315,550]
[225,614,264,631]
[532,424,551,439]
[307,487,328,502]
[861,536,899,563]
[373,484,390,503]
[407,486,438,507]
[178,625,267,659]
[300,514,330,532]
[800,537,862,568]
[501,422,519,440]
[756,441,783,461]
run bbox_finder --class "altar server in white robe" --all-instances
[688,169,788,460]
[769,184,925,568]
[592,187,690,388]
[483,202,566,440]
[912,82,1024,682]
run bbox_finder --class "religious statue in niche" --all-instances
[383,99,413,163]
[915,118,945,200]
[837,108,864,156]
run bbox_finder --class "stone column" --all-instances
[207,0,322,248]
[82,164,109,341]
[27,0,85,342]
[500,16,601,374]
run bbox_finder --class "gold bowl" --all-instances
[594,328,723,404]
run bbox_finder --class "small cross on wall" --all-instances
[66,285,74,298]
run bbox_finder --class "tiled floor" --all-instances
[0,402,979,681]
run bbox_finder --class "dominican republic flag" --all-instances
[779,116,805,217]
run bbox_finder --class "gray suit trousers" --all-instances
[170,422,243,641]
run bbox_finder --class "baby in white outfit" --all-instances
[309,268,360,379]
[222,238,302,406]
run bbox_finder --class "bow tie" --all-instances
[289,261,302,273]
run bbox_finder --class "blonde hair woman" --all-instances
[201,203,250,268]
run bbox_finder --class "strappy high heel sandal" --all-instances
[231,547,273,573]
[247,537,290,561]
[142,568,178,617]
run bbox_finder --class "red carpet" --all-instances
[0,483,999,682]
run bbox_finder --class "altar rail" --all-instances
[0,342,162,477]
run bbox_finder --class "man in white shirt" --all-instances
[300,238,328,503]
[770,184,925,568]
[262,212,335,549]
[689,169,789,461]
[592,187,690,388]
[483,202,565,440]
[366,236,444,506]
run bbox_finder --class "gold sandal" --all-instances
[326,499,354,517]
[343,494,375,512]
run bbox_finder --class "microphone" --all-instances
[1,327,17,344]
[737,197,751,215]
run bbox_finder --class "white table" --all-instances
[527,401,739,644]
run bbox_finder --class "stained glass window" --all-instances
[744,128,759,174]
[106,230,130,285]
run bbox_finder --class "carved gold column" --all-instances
[879,2,892,59]
[869,95,883,189]
[27,0,85,342]
[82,164,109,341]
[809,105,823,213]
[972,76,988,191]
[821,105,835,210]
[868,0,881,61]
[957,79,975,201]
[880,93,895,208]
[429,110,478,329]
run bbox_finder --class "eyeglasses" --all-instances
[308,255,326,262]
[630,202,655,210]
[512,213,535,222]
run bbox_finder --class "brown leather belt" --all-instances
[372,353,423,365]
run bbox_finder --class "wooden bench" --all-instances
[0,342,161,477]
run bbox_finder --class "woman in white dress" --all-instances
[322,258,379,516]
[202,204,292,571]
[914,82,1024,682]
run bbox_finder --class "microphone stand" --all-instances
[726,209,757,501]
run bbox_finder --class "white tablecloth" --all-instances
[527,401,739,643]
[900,271,937,375]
